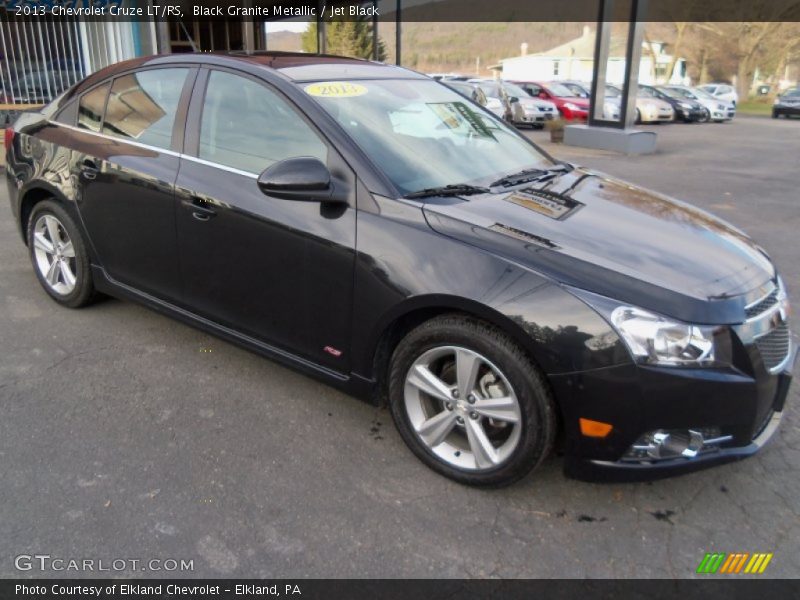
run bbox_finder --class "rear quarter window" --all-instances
[78,82,110,133]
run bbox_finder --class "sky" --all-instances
[265,22,311,34]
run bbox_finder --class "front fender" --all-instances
[352,198,630,379]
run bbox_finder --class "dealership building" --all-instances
[0,1,396,110]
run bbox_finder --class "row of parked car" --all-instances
[433,76,739,128]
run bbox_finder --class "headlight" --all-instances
[610,306,716,365]
[717,104,726,110]
[564,102,579,110]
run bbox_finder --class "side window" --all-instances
[55,100,78,126]
[78,82,110,132]
[103,68,188,150]
[199,70,327,174]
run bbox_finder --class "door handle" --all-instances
[181,197,217,221]
[80,159,99,180]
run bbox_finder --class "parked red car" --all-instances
[512,81,590,121]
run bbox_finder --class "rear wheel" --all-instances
[27,200,95,308]
[388,314,556,487]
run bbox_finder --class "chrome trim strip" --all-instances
[49,121,259,178]
[178,154,259,179]
[765,339,794,375]
[745,280,777,311]
[52,122,182,158]
[752,411,783,448]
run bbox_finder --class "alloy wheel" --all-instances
[403,345,522,471]
[32,214,78,296]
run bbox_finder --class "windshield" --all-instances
[638,86,659,98]
[563,83,589,97]
[501,82,531,98]
[546,82,577,97]
[307,79,552,196]
[784,88,800,97]
[689,88,714,100]
[658,87,685,99]
[475,82,501,99]
[666,87,696,99]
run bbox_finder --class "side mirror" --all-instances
[509,96,519,103]
[257,157,343,203]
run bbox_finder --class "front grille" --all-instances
[746,288,779,319]
[755,322,790,371]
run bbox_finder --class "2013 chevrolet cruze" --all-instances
[5,53,795,486]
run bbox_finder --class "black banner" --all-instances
[2,0,800,22]
[3,579,800,599]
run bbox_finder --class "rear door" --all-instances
[72,66,195,302]
[174,68,356,372]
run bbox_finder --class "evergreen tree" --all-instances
[302,19,387,61]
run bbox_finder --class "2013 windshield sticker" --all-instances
[305,82,368,98]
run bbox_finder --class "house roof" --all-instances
[502,27,634,64]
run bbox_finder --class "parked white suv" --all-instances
[698,83,739,106]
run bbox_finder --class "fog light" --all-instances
[622,427,732,462]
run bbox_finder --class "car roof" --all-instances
[70,51,425,96]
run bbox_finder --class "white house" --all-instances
[498,26,689,86]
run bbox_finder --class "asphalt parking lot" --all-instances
[1,115,798,579]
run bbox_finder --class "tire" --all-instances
[772,111,779,119]
[388,314,557,487]
[27,199,96,308]
[698,110,710,123]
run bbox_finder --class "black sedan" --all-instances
[5,53,794,486]
[773,88,800,118]
[643,84,709,122]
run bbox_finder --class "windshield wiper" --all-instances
[490,163,574,188]
[404,184,490,199]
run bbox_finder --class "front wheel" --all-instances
[27,200,96,308]
[388,314,557,487]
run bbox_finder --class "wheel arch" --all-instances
[365,294,554,407]
[17,182,72,245]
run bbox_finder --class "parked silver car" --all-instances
[663,85,735,122]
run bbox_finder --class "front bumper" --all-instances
[552,345,795,482]
[677,107,707,121]
[517,111,554,124]
[773,105,800,116]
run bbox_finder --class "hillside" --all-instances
[264,22,591,76]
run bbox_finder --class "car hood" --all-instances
[422,168,775,324]
[639,97,673,110]
[557,97,590,109]
[519,97,554,110]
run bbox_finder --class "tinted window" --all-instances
[103,69,188,149]
[199,71,327,174]
[55,100,78,126]
[78,82,110,132]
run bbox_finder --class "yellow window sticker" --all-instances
[305,82,368,98]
